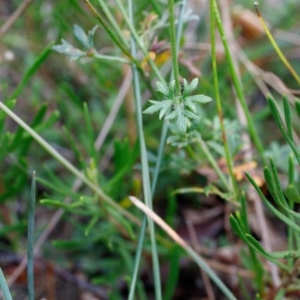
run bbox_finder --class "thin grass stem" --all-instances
[96,0,129,48]
[83,0,133,60]
[168,0,181,94]
[128,2,187,297]
[114,0,165,84]
[93,53,131,63]
[209,0,238,200]
[213,1,266,165]
[0,269,12,300]
[127,218,147,300]
[27,172,36,300]
[127,1,162,298]
[254,3,300,85]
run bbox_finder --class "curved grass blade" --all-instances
[268,96,300,164]
[283,96,293,143]
[254,3,300,85]
[246,172,300,232]
[0,268,12,300]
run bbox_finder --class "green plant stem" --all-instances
[209,0,238,200]
[254,4,300,85]
[93,53,131,63]
[168,0,181,95]
[185,247,237,300]
[96,0,129,48]
[83,0,133,60]
[128,218,147,300]
[127,1,162,299]
[87,0,163,97]
[128,3,187,297]
[152,0,187,191]
[0,101,140,227]
[113,0,165,84]
[213,1,266,165]
[0,268,12,300]
[27,172,36,300]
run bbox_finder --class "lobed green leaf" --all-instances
[52,39,85,61]
[183,78,198,96]
[185,95,212,103]
[176,110,187,133]
[74,24,90,49]
[156,81,169,96]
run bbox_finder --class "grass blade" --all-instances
[0,268,12,300]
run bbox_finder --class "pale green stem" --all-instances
[213,1,266,165]
[127,1,162,298]
[27,172,36,300]
[168,0,181,94]
[114,0,165,84]
[93,53,131,64]
[96,0,129,48]
[83,0,133,60]
[128,2,187,298]
[210,0,238,200]
[0,268,12,300]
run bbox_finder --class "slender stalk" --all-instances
[213,1,266,165]
[84,0,164,95]
[27,172,36,300]
[96,0,129,48]
[152,0,187,192]
[0,268,12,300]
[254,3,300,85]
[93,53,131,64]
[114,0,165,84]
[128,2,187,298]
[127,218,147,300]
[83,0,133,60]
[209,0,238,200]
[128,1,162,298]
[168,0,181,94]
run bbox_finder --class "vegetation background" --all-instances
[0,0,300,299]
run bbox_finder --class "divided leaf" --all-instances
[74,24,90,49]
[183,78,198,96]
[185,95,212,103]
[156,81,169,96]
[52,39,85,61]
[143,100,172,118]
